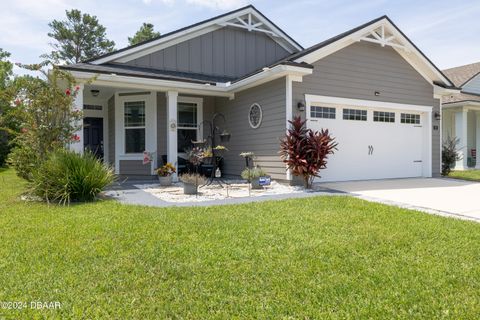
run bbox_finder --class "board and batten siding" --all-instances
[124,27,290,79]
[215,78,286,180]
[293,41,440,175]
[107,95,115,166]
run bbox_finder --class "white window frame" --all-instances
[115,91,157,174]
[124,100,146,154]
[177,96,203,156]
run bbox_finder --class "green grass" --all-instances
[448,169,480,182]
[1,169,480,319]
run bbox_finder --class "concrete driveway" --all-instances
[320,178,480,222]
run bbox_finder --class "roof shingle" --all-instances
[443,62,480,87]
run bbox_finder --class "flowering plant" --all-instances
[156,162,176,177]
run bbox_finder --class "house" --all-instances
[62,5,456,183]
[442,62,480,170]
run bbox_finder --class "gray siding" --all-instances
[107,95,115,166]
[125,27,290,79]
[293,41,439,176]
[463,74,480,94]
[119,160,151,175]
[215,78,286,180]
[293,42,434,107]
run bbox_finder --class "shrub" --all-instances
[241,166,267,180]
[179,173,206,186]
[442,136,461,176]
[31,149,115,204]
[280,116,338,188]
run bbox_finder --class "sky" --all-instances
[1,0,479,76]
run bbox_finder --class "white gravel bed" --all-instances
[135,180,304,203]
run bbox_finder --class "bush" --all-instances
[0,134,10,167]
[280,116,338,188]
[241,166,267,180]
[442,136,461,176]
[7,143,40,180]
[31,149,115,204]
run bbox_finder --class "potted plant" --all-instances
[219,130,231,142]
[241,166,268,189]
[156,163,176,186]
[180,173,207,195]
[201,147,213,164]
[213,145,228,156]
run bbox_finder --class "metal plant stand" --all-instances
[198,113,231,187]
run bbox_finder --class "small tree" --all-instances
[0,48,14,166]
[5,63,84,180]
[128,23,160,46]
[280,116,338,188]
[43,9,115,64]
[442,136,461,176]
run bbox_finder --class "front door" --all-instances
[83,117,104,159]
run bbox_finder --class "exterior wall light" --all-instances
[374,91,380,96]
[297,102,305,112]
[90,89,100,97]
[434,112,441,121]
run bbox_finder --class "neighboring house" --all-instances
[62,5,456,182]
[442,62,480,170]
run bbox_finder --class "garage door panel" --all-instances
[307,104,426,182]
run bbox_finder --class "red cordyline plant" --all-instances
[280,116,338,188]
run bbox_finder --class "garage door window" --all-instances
[401,113,420,124]
[373,111,395,123]
[343,108,367,121]
[311,106,335,119]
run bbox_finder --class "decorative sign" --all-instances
[248,103,263,129]
[143,151,152,165]
[258,176,271,186]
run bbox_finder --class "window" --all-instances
[84,104,102,111]
[178,102,199,153]
[401,113,420,124]
[311,106,336,119]
[124,101,145,153]
[373,111,395,123]
[343,108,367,121]
[248,103,263,129]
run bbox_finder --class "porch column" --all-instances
[70,83,84,154]
[166,91,178,181]
[455,108,468,170]
[476,112,480,169]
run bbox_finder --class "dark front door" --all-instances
[83,117,104,159]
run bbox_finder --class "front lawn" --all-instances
[1,169,480,319]
[448,169,480,182]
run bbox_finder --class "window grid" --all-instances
[124,101,146,154]
[373,111,395,123]
[311,106,336,119]
[401,113,420,124]
[343,108,367,121]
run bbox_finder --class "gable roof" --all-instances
[86,5,303,65]
[443,62,480,88]
[287,15,454,88]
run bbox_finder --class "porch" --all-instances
[69,79,290,181]
[443,103,480,170]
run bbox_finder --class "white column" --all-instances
[475,112,480,169]
[70,83,84,154]
[167,91,178,181]
[285,76,293,181]
[455,108,468,170]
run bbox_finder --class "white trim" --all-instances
[91,7,301,64]
[294,18,452,87]
[304,95,433,112]
[285,75,293,181]
[70,64,312,97]
[167,91,179,181]
[70,83,84,154]
[115,91,157,175]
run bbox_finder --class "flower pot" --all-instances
[183,183,197,195]
[158,175,173,187]
[251,179,262,190]
[219,133,231,142]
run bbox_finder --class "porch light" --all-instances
[374,91,380,96]
[90,89,100,97]
[297,102,305,112]
[434,112,441,121]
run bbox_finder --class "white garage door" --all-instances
[306,98,430,182]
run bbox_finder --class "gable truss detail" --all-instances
[358,25,409,51]
[219,13,281,38]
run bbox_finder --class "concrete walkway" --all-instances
[320,177,480,222]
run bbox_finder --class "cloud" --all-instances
[185,0,247,10]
